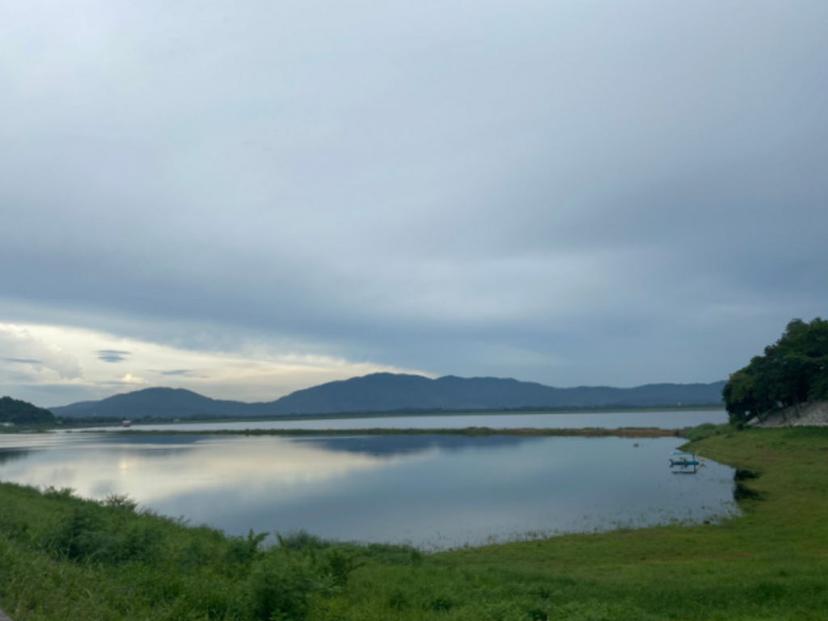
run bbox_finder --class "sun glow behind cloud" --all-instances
[0,322,430,406]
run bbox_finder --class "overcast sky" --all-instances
[2,1,827,407]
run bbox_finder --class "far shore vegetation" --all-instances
[69,426,687,438]
[51,403,724,430]
[0,402,723,434]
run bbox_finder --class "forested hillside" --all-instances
[724,318,828,423]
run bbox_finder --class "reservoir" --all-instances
[0,431,737,549]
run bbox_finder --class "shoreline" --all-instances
[67,425,686,438]
[53,404,725,429]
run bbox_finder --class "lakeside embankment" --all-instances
[1,425,827,620]
[753,400,828,427]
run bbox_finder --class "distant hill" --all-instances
[51,387,263,420]
[272,373,726,414]
[51,373,726,420]
[0,396,56,425]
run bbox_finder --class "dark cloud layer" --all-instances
[2,1,827,400]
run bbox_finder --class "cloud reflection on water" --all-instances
[0,434,414,505]
[0,432,738,549]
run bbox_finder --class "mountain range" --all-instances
[51,373,726,419]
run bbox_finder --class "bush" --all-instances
[322,547,361,588]
[103,494,138,512]
[226,529,268,565]
[43,503,161,564]
[276,530,327,552]
[246,553,321,621]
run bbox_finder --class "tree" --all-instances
[723,318,828,424]
[722,370,757,424]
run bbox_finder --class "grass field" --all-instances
[1,426,827,620]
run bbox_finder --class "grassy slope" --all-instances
[1,428,827,621]
[318,427,828,620]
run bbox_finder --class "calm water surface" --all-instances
[87,408,727,432]
[0,432,737,549]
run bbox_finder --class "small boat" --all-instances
[121,419,132,428]
[669,450,701,473]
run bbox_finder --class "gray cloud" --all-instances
[1,1,827,405]
[96,350,132,363]
[7,383,100,409]
[0,327,82,381]
[3,357,43,365]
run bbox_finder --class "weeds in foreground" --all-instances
[0,485,376,620]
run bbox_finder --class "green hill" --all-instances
[0,396,56,426]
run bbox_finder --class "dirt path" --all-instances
[0,608,12,621]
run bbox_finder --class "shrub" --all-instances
[276,530,327,552]
[42,504,161,564]
[226,529,268,565]
[103,494,138,512]
[245,553,320,621]
[321,547,361,588]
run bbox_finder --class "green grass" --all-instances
[1,427,827,620]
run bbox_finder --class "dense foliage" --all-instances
[0,396,55,426]
[0,484,397,620]
[723,318,828,424]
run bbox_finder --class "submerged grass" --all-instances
[1,427,827,620]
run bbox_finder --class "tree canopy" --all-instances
[723,318,828,424]
[0,396,55,426]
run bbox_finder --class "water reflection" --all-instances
[0,447,31,465]
[292,434,534,457]
[0,434,399,504]
[0,432,738,549]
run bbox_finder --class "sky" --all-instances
[2,1,827,407]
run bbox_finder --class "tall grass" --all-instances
[0,484,392,620]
